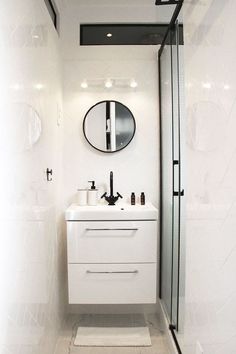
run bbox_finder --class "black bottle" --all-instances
[131,192,136,205]
[140,192,145,205]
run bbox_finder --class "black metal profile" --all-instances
[44,0,58,32]
[157,0,184,353]
[169,325,182,354]
[156,0,181,5]
[158,57,163,300]
[158,0,184,58]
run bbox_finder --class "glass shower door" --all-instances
[159,21,184,330]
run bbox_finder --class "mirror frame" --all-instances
[82,100,136,153]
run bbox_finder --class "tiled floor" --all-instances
[54,314,170,354]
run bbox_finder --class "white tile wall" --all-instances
[62,56,160,208]
[59,0,161,209]
[59,1,161,315]
[177,1,236,353]
[0,1,66,353]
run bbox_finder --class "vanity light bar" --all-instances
[80,78,138,89]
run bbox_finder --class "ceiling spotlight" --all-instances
[105,79,113,88]
[106,33,112,38]
[81,81,88,89]
[130,79,138,88]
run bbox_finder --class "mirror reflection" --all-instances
[83,100,136,153]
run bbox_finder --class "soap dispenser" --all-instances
[88,180,98,206]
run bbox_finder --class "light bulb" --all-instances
[34,83,44,90]
[105,79,113,88]
[106,33,112,38]
[130,79,138,88]
[202,82,211,89]
[81,81,88,89]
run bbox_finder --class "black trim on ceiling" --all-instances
[158,0,184,56]
[155,0,181,5]
[44,0,59,32]
[80,23,183,46]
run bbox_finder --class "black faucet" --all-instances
[101,171,123,205]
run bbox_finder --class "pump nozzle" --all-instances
[88,181,96,189]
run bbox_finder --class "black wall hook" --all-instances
[46,168,53,181]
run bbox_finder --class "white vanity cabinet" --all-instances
[66,203,158,304]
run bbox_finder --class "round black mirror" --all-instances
[83,100,136,153]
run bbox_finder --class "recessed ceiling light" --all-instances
[106,33,112,38]
[223,84,230,90]
[130,79,138,88]
[105,79,113,88]
[81,81,88,89]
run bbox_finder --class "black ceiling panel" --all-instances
[80,24,183,46]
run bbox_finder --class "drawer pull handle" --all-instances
[85,228,138,231]
[86,270,139,274]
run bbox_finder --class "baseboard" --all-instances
[159,300,179,354]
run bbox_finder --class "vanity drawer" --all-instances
[67,221,157,263]
[68,263,157,304]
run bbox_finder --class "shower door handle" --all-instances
[173,189,184,197]
[173,160,184,197]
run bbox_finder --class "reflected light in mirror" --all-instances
[202,82,212,89]
[11,83,23,91]
[223,84,230,90]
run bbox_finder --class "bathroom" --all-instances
[0,0,236,353]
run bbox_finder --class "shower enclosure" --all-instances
[158,8,185,340]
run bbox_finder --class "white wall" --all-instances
[0,1,65,353]
[63,52,159,207]
[60,0,161,314]
[60,0,161,209]
[177,1,236,353]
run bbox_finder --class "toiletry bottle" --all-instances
[140,192,145,205]
[131,192,136,205]
[77,189,87,206]
[88,181,98,206]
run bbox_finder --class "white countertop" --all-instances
[65,202,158,221]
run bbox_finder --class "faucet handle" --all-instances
[117,192,123,199]
[101,192,107,199]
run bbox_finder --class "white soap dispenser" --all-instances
[87,180,98,206]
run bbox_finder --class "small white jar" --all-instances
[77,189,87,206]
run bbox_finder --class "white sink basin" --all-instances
[65,202,158,221]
